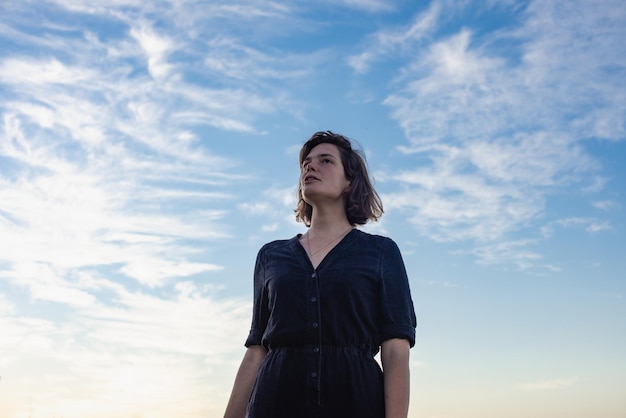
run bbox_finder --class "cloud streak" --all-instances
[362,0,626,267]
[517,376,580,391]
[0,4,277,415]
[348,1,441,73]
[0,279,250,417]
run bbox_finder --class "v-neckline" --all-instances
[296,229,356,270]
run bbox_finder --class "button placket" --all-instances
[305,270,322,405]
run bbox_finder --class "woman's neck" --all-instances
[308,209,351,237]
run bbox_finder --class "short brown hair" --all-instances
[294,131,384,226]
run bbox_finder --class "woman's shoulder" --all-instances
[258,234,301,253]
[353,228,396,244]
[352,229,400,251]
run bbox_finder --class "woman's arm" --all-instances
[223,345,268,418]
[381,338,411,418]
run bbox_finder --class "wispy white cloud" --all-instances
[335,0,395,12]
[130,24,176,81]
[517,376,580,391]
[0,124,230,282]
[585,221,611,233]
[0,292,15,315]
[541,217,613,238]
[367,0,625,265]
[383,138,552,243]
[238,184,300,236]
[0,8,265,416]
[0,57,96,85]
[592,200,619,211]
[348,1,441,73]
[0,281,250,417]
[203,37,317,83]
[0,0,303,296]
[470,239,542,269]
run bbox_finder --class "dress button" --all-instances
[313,347,320,353]
[311,273,317,279]
[310,296,317,303]
[312,322,318,328]
[311,372,318,378]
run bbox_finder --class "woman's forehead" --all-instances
[304,143,341,159]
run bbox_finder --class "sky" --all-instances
[0,0,625,417]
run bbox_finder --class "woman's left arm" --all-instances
[381,338,411,418]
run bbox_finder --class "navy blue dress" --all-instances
[245,229,416,418]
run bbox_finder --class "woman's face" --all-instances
[300,143,350,205]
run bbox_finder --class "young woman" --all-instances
[224,131,416,418]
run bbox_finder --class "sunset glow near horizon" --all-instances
[1,1,625,417]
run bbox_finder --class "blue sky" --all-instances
[0,0,625,417]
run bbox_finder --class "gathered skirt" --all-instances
[247,346,385,418]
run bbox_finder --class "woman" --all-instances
[224,131,416,418]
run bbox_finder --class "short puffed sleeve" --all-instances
[378,238,416,347]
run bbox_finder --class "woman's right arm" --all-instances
[223,345,268,418]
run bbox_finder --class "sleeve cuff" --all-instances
[379,324,416,348]
[244,329,263,347]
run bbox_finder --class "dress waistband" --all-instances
[267,344,376,356]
